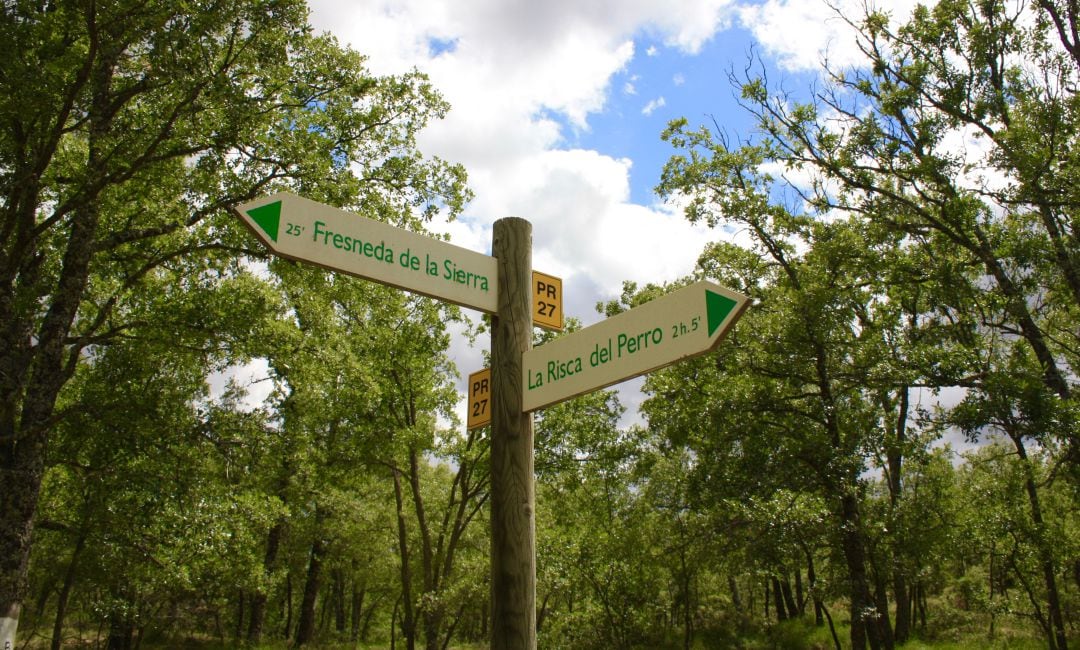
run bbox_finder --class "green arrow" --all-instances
[706,289,737,337]
[247,200,282,243]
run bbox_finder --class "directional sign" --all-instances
[532,270,563,331]
[521,280,749,412]
[467,368,492,429]
[234,192,499,313]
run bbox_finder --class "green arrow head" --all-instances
[706,290,737,337]
[247,200,282,243]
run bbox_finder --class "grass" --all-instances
[23,615,1068,649]
[681,617,1062,650]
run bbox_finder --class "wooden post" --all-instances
[490,217,535,650]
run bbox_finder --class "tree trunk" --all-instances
[839,492,892,650]
[392,469,416,650]
[682,575,693,650]
[888,386,911,644]
[678,544,693,650]
[771,577,787,621]
[50,532,85,650]
[391,595,400,650]
[805,546,824,626]
[423,608,444,650]
[333,569,346,634]
[235,591,245,641]
[729,575,742,613]
[780,574,798,618]
[872,559,894,650]
[248,519,284,643]
[892,572,910,643]
[1031,501,1067,648]
[106,617,134,650]
[294,517,326,647]
[988,550,997,639]
[822,602,841,650]
[350,580,365,643]
[318,579,330,636]
[918,583,927,629]
[406,446,443,650]
[794,569,804,616]
[480,594,488,639]
[283,572,293,641]
[33,575,54,625]
[812,332,889,650]
[1,43,115,650]
[0,328,58,650]
[909,582,917,633]
[0,364,31,650]
[763,579,770,621]
[1011,434,1068,650]
[439,602,467,650]
[360,594,379,642]
[536,592,550,635]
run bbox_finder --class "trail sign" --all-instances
[532,270,563,331]
[234,192,499,313]
[467,368,492,429]
[232,192,749,650]
[521,280,749,412]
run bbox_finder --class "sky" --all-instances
[286,0,928,427]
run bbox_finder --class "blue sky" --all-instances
[570,34,764,205]
[300,0,925,424]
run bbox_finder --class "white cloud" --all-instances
[302,0,829,420]
[307,0,747,299]
[432,147,715,323]
[736,0,929,72]
[642,96,667,116]
[650,0,740,52]
[300,0,1003,439]
[309,0,740,121]
[430,145,718,423]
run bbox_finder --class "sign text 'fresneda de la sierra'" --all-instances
[308,219,489,291]
[234,192,497,313]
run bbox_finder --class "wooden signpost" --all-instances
[233,193,748,650]
[489,219,534,648]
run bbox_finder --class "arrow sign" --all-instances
[521,280,749,412]
[233,192,499,313]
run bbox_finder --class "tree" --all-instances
[529,330,638,650]
[262,269,394,648]
[0,1,468,645]
[658,1,1080,646]
[365,294,489,650]
[655,138,928,647]
[29,278,282,648]
[952,442,1080,645]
